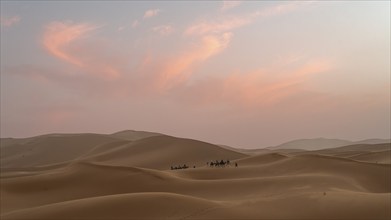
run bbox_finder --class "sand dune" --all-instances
[1,134,121,169]
[1,132,390,219]
[235,152,287,165]
[1,133,247,171]
[83,135,247,169]
[4,190,389,220]
[2,158,390,219]
[2,192,222,220]
[331,143,391,151]
[110,130,163,141]
[268,138,391,151]
[290,143,391,160]
[268,138,353,150]
[348,150,391,164]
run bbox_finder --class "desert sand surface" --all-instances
[1,131,390,219]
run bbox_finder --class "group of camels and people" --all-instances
[170,159,238,170]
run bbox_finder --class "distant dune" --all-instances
[290,143,391,164]
[267,138,352,150]
[267,137,391,151]
[110,130,163,141]
[1,131,390,219]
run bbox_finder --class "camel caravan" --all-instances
[171,164,190,170]
[170,160,238,170]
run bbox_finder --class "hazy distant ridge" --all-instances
[110,130,163,141]
[267,138,391,151]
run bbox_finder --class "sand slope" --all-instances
[2,192,222,220]
[1,134,121,169]
[1,133,247,171]
[348,150,391,164]
[83,135,247,169]
[110,130,163,141]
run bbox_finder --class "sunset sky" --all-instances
[1,1,390,148]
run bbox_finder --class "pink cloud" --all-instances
[221,1,242,11]
[174,58,332,108]
[46,109,75,125]
[185,1,312,36]
[152,25,174,36]
[22,29,333,113]
[42,21,126,80]
[185,16,250,36]
[131,19,139,28]
[0,15,21,27]
[39,2,314,91]
[157,32,233,89]
[43,21,98,66]
[35,2,323,107]
[293,60,331,78]
[144,9,160,19]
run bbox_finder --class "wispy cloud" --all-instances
[185,16,250,36]
[144,9,160,19]
[186,1,311,36]
[42,21,125,79]
[152,25,174,36]
[175,1,312,90]
[252,1,306,17]
[157,32,233,89]
[176,58,332,108]
[0,15,21,27]
[37,2,320,105]
[131,19,139,28]
[43,21,98,66]
[221,1,242,11]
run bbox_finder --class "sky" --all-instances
[0,1,390,148]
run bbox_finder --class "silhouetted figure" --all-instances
[235,162,238,167]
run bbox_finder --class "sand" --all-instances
[1,132,390,219]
